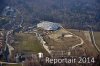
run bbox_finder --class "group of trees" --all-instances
[0,0,7,14]
[0,0,100,31]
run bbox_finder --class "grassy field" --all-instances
[13,33,48,55]
[66,29,98,56]
[68,29,100,49]
[3,33,47,66]
[3,64,22,66]
[94,32,100,49]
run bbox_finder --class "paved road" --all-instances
[89,28,100,53]
[6,31,14,56]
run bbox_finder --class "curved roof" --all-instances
[37,21,61,30]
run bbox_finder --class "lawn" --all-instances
[3,64,22,66]
[94,32,100,49]
[13,33,48,55]
[3,33,49,66]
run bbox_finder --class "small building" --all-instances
[38,52,43,59]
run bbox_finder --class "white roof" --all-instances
[37,21,61,30]
[64,35,73,37]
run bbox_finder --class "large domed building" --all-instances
[37,21,61,31]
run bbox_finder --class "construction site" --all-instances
[36,21,98,58]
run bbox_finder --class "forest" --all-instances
[0,0,100,31]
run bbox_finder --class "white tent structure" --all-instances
[37,21,61,31]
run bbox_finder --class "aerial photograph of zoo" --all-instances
[0,0,100,66]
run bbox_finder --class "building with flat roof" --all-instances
[37,21,61,31]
